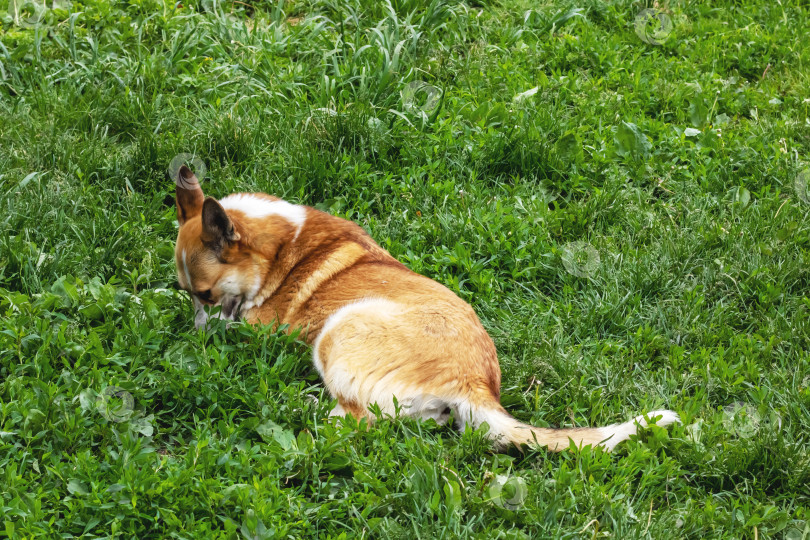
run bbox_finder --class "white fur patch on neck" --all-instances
[219,194,306,240]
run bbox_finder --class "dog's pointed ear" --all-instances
[175,165,205,225]
[201,197,241,252]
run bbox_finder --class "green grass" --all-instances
[1,0,810,537]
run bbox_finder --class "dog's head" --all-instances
[174,166,261,328]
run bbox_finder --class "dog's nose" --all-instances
[192,296,242,330]
[221,295,243,320]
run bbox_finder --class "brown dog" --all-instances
[174,166,679,451]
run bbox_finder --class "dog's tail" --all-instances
[462,404,680,452]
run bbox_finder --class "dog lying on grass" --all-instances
[173,165,679,451]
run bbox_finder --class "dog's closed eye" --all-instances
[195,289,213,303]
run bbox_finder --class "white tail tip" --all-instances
[600,409,681,451]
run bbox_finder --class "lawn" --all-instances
[1,0,809,537]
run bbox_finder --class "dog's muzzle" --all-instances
[194,295,243,329]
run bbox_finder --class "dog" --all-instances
[173,165,679,451]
